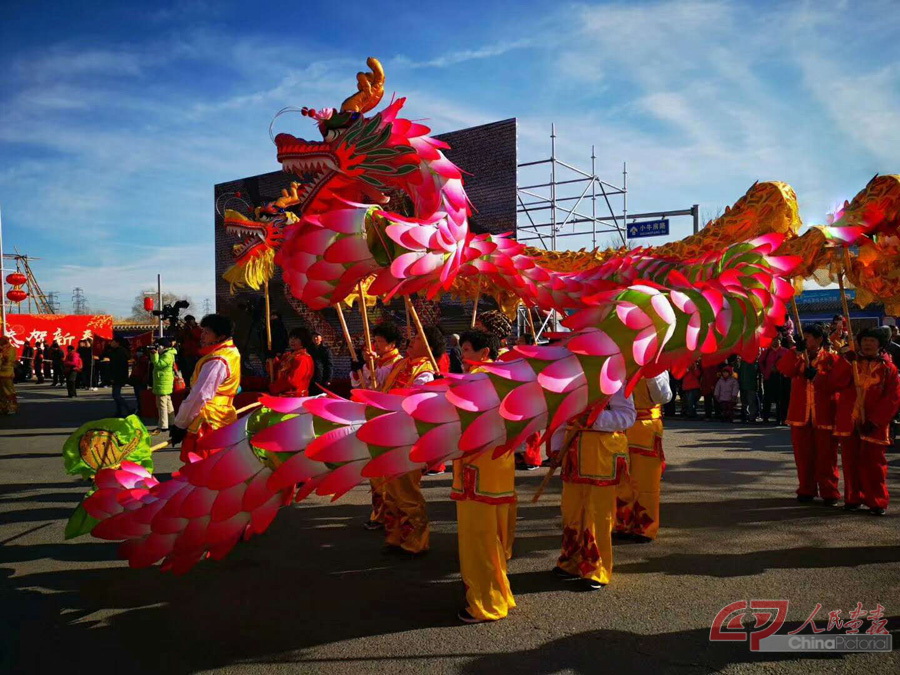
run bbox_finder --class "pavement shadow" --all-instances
[664,457,790,487]
[456,619,900,674]
[0,500,468,675]
[662,496,842,529]
[615,544,900,578]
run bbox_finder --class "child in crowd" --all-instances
[714,366,740,422]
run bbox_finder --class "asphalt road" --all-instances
[1,383,898,674]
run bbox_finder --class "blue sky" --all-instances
[1,0,898,316]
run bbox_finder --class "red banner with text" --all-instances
[2,314,114,354]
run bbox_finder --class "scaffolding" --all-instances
[2,252,55,315]
[517,124,628,252]
[516,125,627,334]
[515,125,702,337]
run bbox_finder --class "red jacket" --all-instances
[827,354,900,445]
[682,364,701,391]
[777,348,841,429]
[269,349,314,397]
[700,364,723,395]
[63,351,83,373]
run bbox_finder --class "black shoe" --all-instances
[611,531,633,542]
[821,498,840,507]
[582,578,605,591]
[869,507,886,516]
[843,503,861,512]
[425,469,445,476]
[523,464,539,471]
[796,494,815,503]
[363,520,384,531]
[541,459,554,468]
[381,545,404,555]
[631,534,653,544]
[458,608,491,624]
[552,566,580,581]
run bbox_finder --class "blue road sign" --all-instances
[626,218,669,239]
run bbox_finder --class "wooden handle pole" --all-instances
[358,282,378,388]
[838,251,865,424]
[405,296,440,372]
[334,303,359,362]
[470,282,482,329]
[235,401,262,416]
[531,426,579,503]
[264,281,272,352]
[524,303,537,339]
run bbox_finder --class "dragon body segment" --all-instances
[80,59,900,572]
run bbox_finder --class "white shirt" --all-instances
[350,359,398,390]
[591,388,637,432]
[173,359,228,429]
[548,387,637,452]
[645,372,673,405]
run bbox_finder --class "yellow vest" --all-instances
[189,339,241,433]
[0,344,16,378]
[625,379,664,458]
[451,363,516,503]
[381,356,435,392]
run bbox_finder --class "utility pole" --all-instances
[47,292,61,313]
[202,298,212,315]
[157,274,163,338]
[72,287,87,314]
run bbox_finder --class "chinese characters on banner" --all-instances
[1,314,114,354]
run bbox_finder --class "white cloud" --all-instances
[392,39,535,69]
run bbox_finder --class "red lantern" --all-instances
[143,296,155,312]
[6,289,28,303]
[5,273,26,287]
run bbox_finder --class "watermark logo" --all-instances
[710,601,891,652]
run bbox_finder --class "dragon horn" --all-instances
[340,57,385,113]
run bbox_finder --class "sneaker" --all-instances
[843,503,861,512]
[425,469,445,476]
[583,579,605,591]
[524,464,539,471]
[552,566,580,581]
[457,608,491,624]
[796,494,815,503]
[611,531,633,542]
[363,520,384,531]
[869,507,886,516]
[821,498,840,507]
[631,534,653,544]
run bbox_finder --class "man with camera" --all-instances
[150,338,178,431]
[168,315,241,463]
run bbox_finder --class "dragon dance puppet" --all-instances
[68,59,900,610]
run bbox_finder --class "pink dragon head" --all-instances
[271,58,474,309]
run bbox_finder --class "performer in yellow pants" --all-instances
[454,330,517,623]
[616,373,671,542]
[350,322,404,531]
[554,387,635,590]
[381,326,445,553]
[454,468,517,622]
[0,337,18,416]
[383,470,430,553]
